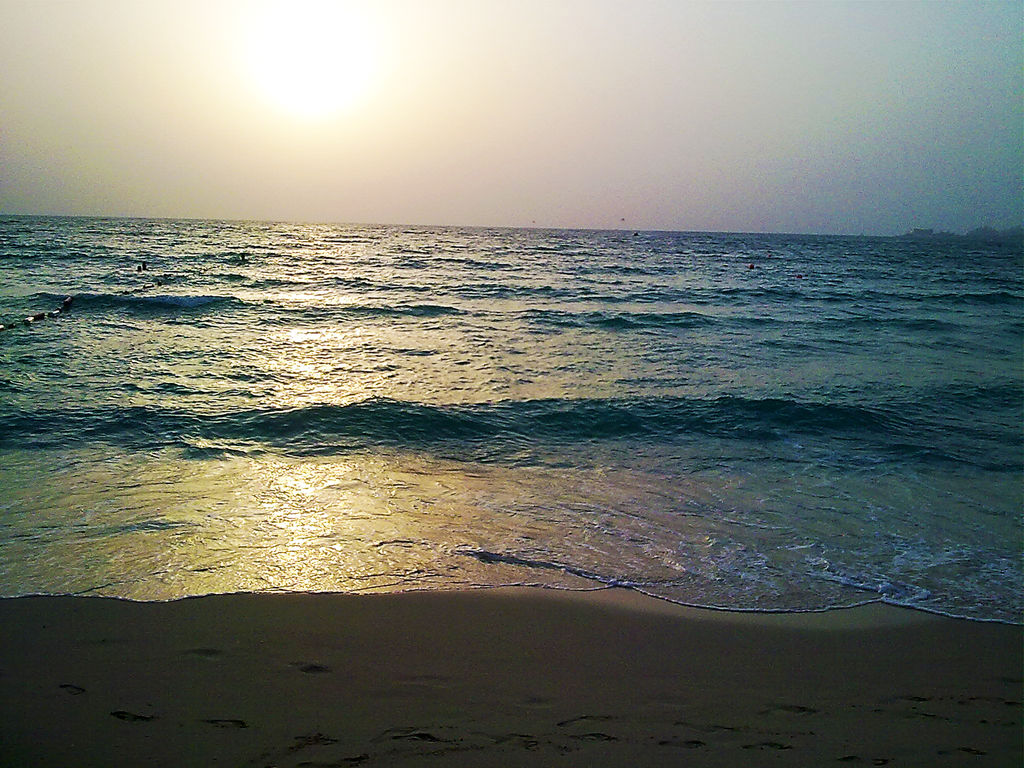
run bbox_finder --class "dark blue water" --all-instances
[0,216,1020,621]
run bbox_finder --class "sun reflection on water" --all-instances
[259,326,392,409]
[2,438,1016,614]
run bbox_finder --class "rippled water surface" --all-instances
[0,217,1020,621]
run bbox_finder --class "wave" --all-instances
[250,301,467,324]
[930,381,1023,411]
[695,286,1024,309]
[523,309,715,331]
[448,285,578,301]
[933,290,1022,306]
[335,303,464,319]
[1,394,1012,468]
[839,315,960,332]
[829,289,1023,307]
[44,292,241,312]
[432,255,517,271]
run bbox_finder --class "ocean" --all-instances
[0,216,1020,622]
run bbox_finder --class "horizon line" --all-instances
[7,211,1020,240]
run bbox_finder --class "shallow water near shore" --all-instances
[0,217,1020,621]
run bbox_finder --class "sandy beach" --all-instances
[0,587,1020,767]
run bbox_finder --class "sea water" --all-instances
[0,217,1020,622]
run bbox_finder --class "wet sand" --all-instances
[0,587,1020,767]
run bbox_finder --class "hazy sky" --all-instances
[1,0,1020,234]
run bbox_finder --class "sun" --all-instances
[241,1,378,120]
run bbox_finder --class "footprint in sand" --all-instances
[742,741,793,750]
[556,716,620,744]
[887,694,929,703]
[760,703,818,715]
[673,720,740,733]
[937,746,987,756]
[658,739,707,749]
[556,715,617,727]
[372,727,445,743]
[202,718,248,729]
[837,757,892,766]
[570,732,618,742]
[493,734,541,750]
[110,710,156,722]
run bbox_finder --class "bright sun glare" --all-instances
[242,1,377,120]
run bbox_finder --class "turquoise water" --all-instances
[0,216,1020,621]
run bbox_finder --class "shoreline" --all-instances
[1,586,1020,766]
[7,583,1019,627]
